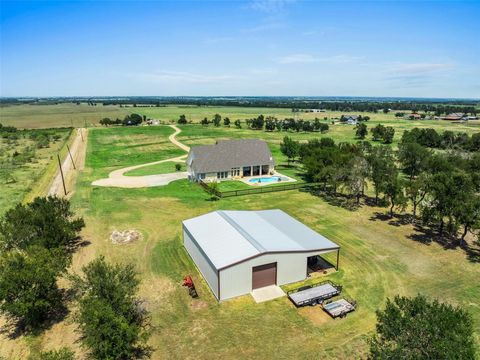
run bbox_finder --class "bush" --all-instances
[72,257,151,360]
[35,348,75,360]
[175,163,182,171]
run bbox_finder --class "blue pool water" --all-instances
[248,176,288,183]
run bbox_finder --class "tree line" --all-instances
[179,113,330,133]
[402,127,480,152]
[99,113,145,126]
[0,197,150,359]
[281,135,480,244]
[91,97,479,115]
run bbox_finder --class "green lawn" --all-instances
[88,126,185,178]
[2,116,480,360]
[125,161,185,176]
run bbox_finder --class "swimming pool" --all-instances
[248,176,289,183]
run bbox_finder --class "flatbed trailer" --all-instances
[287,280,342,307]
[322,298,356,318]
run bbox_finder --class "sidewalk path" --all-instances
[92,125,190,188]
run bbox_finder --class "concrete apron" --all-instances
[251,285,286,303]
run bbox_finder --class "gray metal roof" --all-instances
[182,210,339,270]
[188,139,274,174]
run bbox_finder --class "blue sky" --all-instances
[1,0,479,98]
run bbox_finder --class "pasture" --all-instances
[0,103,130,129]
[0,128,71,214]
[1,108,480,359]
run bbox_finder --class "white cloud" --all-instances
[277,53,319,64]
[248,0,296,14]
[276,53,364,64]
[391,63,454,75]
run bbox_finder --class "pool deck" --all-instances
[238,171,296,187]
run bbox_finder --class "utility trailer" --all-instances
[287,280,342,307]
[322,298,357,318]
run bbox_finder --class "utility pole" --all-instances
[67,144,76,169]
[57,154,67,196]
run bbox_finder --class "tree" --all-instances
[174,163,182,171]
[369,295,475,360]
[384,170,406,217]
[405,174,429,220]
[265,118,276,131]
[280,136,299,166]
[223,117,230,127]
[319,123,329,133]
[366,146,395,204]
[201,117,209,126]
[452,181,480,245]
[0,196,85,253]
[72,257,151,360]
[212,114,221,127]
[382,126,395,144]
[398,142,431,180]
[0,246,64,329]
[355,123,368,139]
[177,114,187,124]
[234,119,241,128]
[343,156,369,204]
[371,124,385,141]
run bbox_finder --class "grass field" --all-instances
[1,109,480,359]
[125,161,185,176]
[0,128,71,214]
[0,103,130,128]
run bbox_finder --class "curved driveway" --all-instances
[92,125,190,188]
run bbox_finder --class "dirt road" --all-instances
[92,125,189,188]
[48,128,87,197]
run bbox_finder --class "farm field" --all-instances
[0,127,72,214]
[2,122,478,359]
[0,103,130,128]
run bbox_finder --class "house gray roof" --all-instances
[183,210,340,270]
[188,139,274,174]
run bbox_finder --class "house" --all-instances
[186,139,275,182]
[309,109,326,113]
[341,115,359,125]
[183,210,340,301]
[443,113,468,121]
[404,113,422,120]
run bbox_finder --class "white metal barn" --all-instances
[182,210,340,301]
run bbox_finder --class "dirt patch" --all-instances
[110,229,143,244]
[298,306,331,326]
[190,299,209,311]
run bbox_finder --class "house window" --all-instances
[199,173,205,180]
[231,168,240,176]
[217,171,228,179]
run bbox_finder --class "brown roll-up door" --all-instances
[252,262,277,289]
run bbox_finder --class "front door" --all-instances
[252,262,277,289]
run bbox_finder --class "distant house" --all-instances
[443,113,468,121]
[404,113,422,120]
[341,115,359,125]
[310,109,326,113]
[187,139,275,182]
